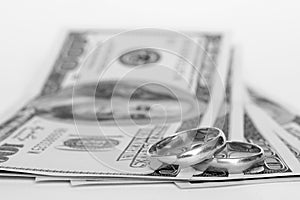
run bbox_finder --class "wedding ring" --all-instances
[193,141,265,173]
[147,127,226,168]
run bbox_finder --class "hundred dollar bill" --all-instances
[81,49,300,187]
[248,88,300,151]
[212,48,243,141]
[0,29,231,179]
[185,50,300,181]
[33,48,237,186]
[33,174,168,185]
[176,53,300,188]
[70,178,170,186]
[33,174,171,185]
[0,170,35,178]
[247,88,300,171]
[38,48,242,185]
[35,87,300,186]
[176,107,300,188]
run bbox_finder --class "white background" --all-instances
[0,0,300,199]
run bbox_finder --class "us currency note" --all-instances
[32,174,170,186]
[212,48,243,141]
[33,175,169,185]
[0,171,35,178]
[0,29,231,180]
[176,52,300,188]
[80,48,300,187]
[70,178,170,186]
[57,48,238,186]
[52,85,300,186]
[248,89,300,152]
[247,89,300,173]
[176,107,300,188]
[41,48,243,186]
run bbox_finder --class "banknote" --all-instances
[49,47,239,186]
[0,29,231,180]
[248,88,300,152]
[247,89,300,172]
[176,106,300,188]
[212,48,243,141]
[32,174,170,186]
[32,84,300,186]
[175,52,300,188]
[70,50,300,187]
[70,178,170,186]
[0,170,35,178]
[182,49,300,181]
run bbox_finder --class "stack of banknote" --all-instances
[0,29,300,189]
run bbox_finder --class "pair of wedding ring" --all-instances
[147,127,265,174]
